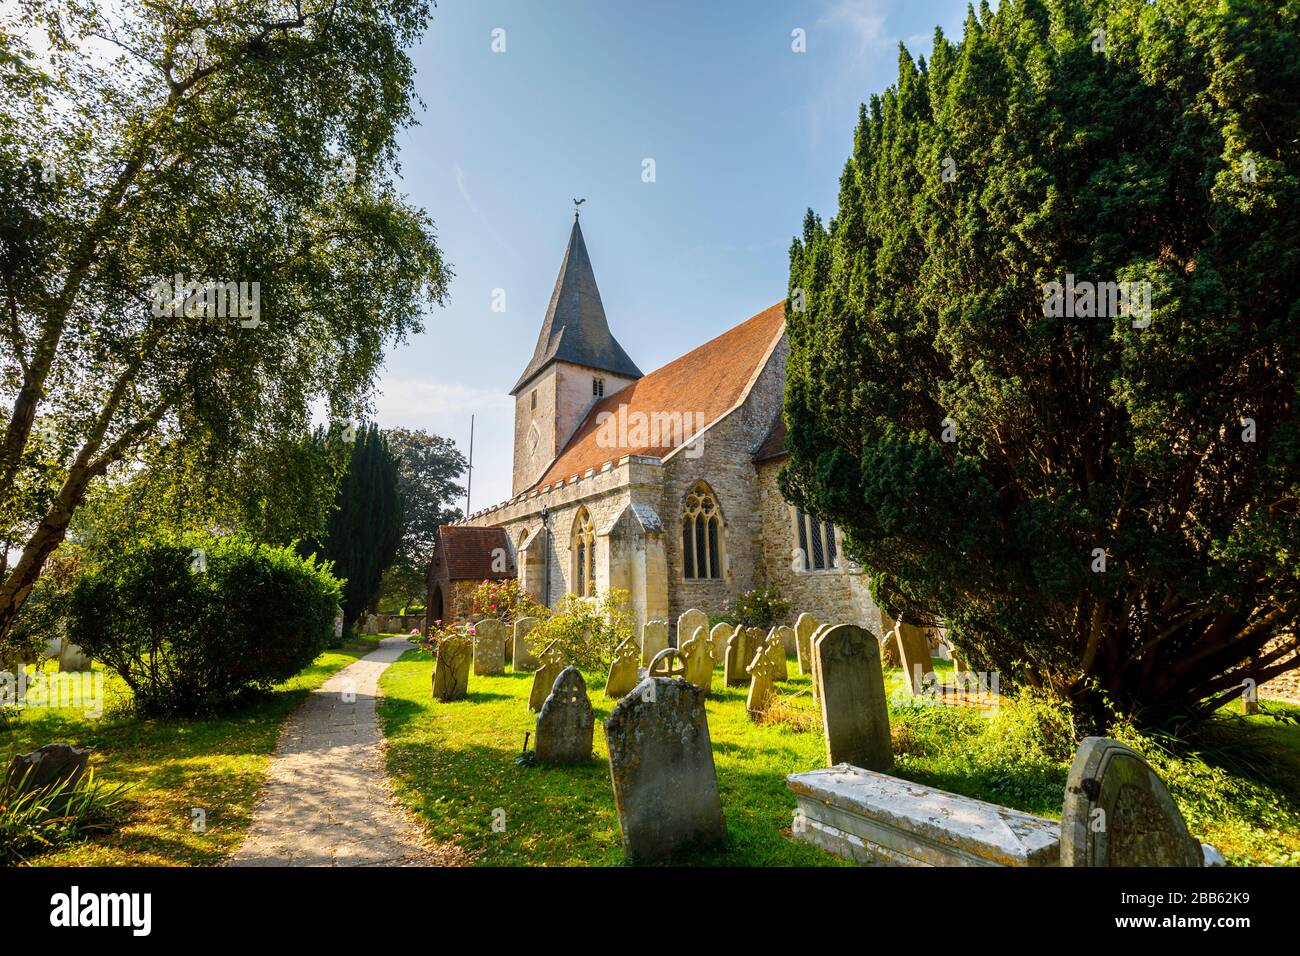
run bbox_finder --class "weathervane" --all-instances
[573,197,586,220]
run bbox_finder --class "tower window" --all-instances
[530,390,537,410]
[593,378,604,397]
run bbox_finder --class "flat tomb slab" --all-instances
[788,764,1059,867]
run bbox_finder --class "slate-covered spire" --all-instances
[511,217,643,394]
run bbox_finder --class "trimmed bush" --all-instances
[69,534,342,715]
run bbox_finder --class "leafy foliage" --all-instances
[722,585,791,629]
[0,766,132,865]
[528,589,634,671]
[68,533,341,716]
[468,578,548,627]
[783,0,1300,727]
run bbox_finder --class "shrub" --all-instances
[528,589,633,671]
[722,586,790,629]
[0,766,131,865]
[68,533,342,716]
[469,578,547,626]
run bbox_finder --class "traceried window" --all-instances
[793,507,839,571]
[682,482,723,580]
[571,507,596,597]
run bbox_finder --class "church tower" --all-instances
[511,216,643,494]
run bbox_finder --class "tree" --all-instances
[782,0,1300,728]
[0,1,449,659]
[378,427,465,609]
[307,424,403,624]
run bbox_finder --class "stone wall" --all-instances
[1258,635,1300,704]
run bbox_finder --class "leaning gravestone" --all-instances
[768,627,792,681]
[5,743,91,806]
[708,622,734,660]
[604,677,726,863]
[794,613,819,675]
[895,618,934,695]
[878,613,902,667]
[677,608,709,650]
[605,637,641,699]
[535,667,594,765]
[472,619,507,676]
[1060,737,1203,867]
[57,638,91,672]
[641,619,669,665]
[815,624,892,771]
[432,636,471,702]
[513,617,540,672]
[679,626,713,693]
[745,643,783,720]
[528,641,566,712]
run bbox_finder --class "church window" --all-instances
[530,390,537,411]
[571,507,596,597]
[792,507,839,571]
[682,482,723,580]
[593,377,604,397]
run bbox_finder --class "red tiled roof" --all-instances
[435,525,515,580]
[532,302,786,489]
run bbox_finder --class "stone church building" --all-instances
[429,218,884,637]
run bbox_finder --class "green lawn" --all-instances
[380,651,1300,867]
[1,634,379,866]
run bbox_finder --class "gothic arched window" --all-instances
[572,507,596,597]
[682,482,723,580]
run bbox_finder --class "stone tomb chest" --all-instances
[787,764,1060,866]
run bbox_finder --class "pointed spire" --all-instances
[511,218,643,394]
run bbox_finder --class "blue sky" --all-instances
[377,0,971,509]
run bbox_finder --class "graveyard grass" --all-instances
[1,634,380,866]
[380,655,1300,866]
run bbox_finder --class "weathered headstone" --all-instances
[768,627,792,681]
[679,626,713,694]
[605,677,726,863]
[57,638,91,672]
[535,666,594,765]
[896,618,934,695]
[365,614,379,635]
[647,647,686,678]
[641,619,669,666]
[794,613,819,675]
[815,624,892,771]
[878,613,902,667]
[512,616,540,672]
[708,622,733,661]
[723,629,759,686]
[605,637,641,699]
[528,641,566,712]
[677,608,708,650]
[5,743,91,805]
[745,642,784,720]
[472,618,507,676]
[810,623,830,704]
[431,636,471,702]
[1060,737,1203,867]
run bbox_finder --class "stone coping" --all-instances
[787,764,1060,867]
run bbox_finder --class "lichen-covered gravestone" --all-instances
[605,637,641,699]
[604,677,726,863]
[794,613,819,675]
[473,619,507,676]
[768,627,792,681]
[677,608,708,650]
[528,641,566,712]
[432,636,471,702]
[641,619,669,666]
[679,626,713,694]
[1060,737,1204,867]
[708,622,733,660]
[815,624,892,771]
[809,624,830,704]
[513,616,540,672]
[895,618,933,695]
[535,667,594,765]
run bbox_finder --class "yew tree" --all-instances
[0,1,449,658]
[782,0,1300,726]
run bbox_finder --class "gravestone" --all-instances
[641,619,669,666]
[708,622,733,660]
[794,613,819,675]
[528,641,566,712]
[604,677,726,863]
[605,637,641,699]
[679,626,713,694]
[815,624,892,771]
[5,743,91,805]
[513,617,540,671]
[768,627,792,681]
[1060,737,1204,867]
[723,629,757,686]
[647,647,686,678]
[472,619,507,676]
[810,624,830,705]
[895,618,934,695]
[677,609,708,650]
[365,614,378,635]
[57,638,91,672]
[432,636,471,702]
[535,667,594,765]
[878,614,902,667]
[745,642,784,720]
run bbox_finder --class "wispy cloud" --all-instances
[816,0,887,54]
